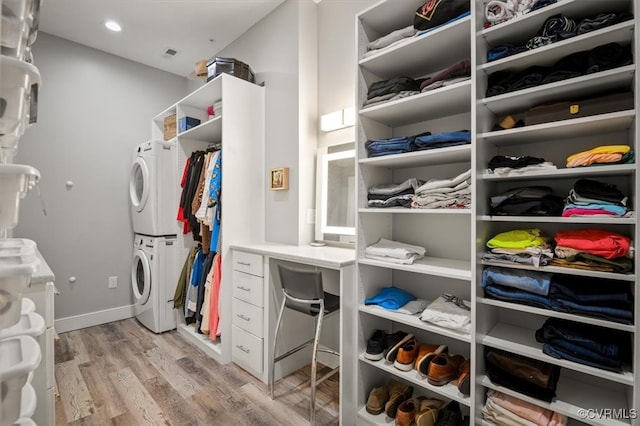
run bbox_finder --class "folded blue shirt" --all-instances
[364,287,416,310]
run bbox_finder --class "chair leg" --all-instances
[270,297,287,399]
[309,302,324,426]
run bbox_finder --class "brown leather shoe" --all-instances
[427,353,465,386]
[366,384,389,415]
[395,398,418,426]
[385,379,414,418]
[415,397,445,426]
[394,338,419,371]
[414,343,448,375]
[456,359,470,395]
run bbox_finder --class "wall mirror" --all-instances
[315,146,355,245]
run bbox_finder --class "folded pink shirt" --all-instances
[487,390,567,426]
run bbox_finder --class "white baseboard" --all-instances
[55,304,136,333]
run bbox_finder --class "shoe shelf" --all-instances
[357,406,395,425]
[478,21,635,75]
[481,419,585,426]
[361,208,472,215]
[480,260,636,282]
[359,257,472,281]
[359,145,471,168]
[479,65,635,116]
[478,216,636,225]
[479,164,637,182]
[359,305,472,343]
[360,80,472,127]
[477,297,635,333]
[479,375,632,426]
[359,354,471,406]
[478,0,630,46]
[481,322,634,386]
[479,110,635,147]
[360,17,472,79]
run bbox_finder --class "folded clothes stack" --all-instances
[364,286,428,315]
[368,178,424,208]
[482,266,634,324]
[484,0,553,27]
[419,293,471,334]
[365,130,470,158]
[365,238,426,265]
[485,348,561,402]
[490,186,564,216]
[486,42,632,97]
[482,390,567,426]
[566,145,635,168]
[411,169,471,209]
[487,155,557,176]
[552,228,634,273]
[562,179,630,218]
[419,59,471,93]
[535,318,631,372]
[483,228,554,267]
[363,76,421,108]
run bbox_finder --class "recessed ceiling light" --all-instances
[105,20,122,32]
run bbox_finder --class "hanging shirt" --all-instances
[208,151,222,253]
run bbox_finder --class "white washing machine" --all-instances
[131,234,177,333]
[129,140,178,236]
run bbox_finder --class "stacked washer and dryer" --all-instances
[129,140,179,333]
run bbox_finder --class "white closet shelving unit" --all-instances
[355,1,475,424]
[151,74,265,364]
[354,0,639,425]
[474,0,638,425]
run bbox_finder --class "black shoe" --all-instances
[384,331,413,363]
[365,329,387,361]
[435,401,465,426]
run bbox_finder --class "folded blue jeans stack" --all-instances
[535,318,631,372]
[365,130,471,158]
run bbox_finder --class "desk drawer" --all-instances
[232,271,263,307]
[233,251,263,277]
[232,298,263,337]
[232,325,263,374]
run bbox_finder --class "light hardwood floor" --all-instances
[54,319,339,425]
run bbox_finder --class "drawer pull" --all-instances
[236,345,250,354]
[237,314,251,321]
[237,286,251,292]
[237,261,251,266]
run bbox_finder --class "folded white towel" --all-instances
[365,238,427,259]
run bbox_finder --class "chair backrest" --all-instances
[277,264,324,315]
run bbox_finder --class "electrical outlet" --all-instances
[108,276,118,289]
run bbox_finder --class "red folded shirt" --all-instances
[555,229,631,259]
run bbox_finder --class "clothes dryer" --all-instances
[131,234,177,333]
[129,140,177,236]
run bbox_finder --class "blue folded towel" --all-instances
[364,287,416,310]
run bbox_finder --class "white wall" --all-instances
[14,33,187,321]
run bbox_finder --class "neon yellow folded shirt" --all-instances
[486,229,548,249]
[566,145,630,167]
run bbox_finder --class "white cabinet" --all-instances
[156,74,265,365]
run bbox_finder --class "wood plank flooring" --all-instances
[55,319,339,425]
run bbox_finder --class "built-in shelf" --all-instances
[480,375,632,426]
[479,110,636,146]
[360,17,471,79]
[359,355,471,406]
[477,297,634,332]
[361,208,471,215]
[359,256,472,281]
[177,74,222,109]
[359,144,471,168]
[481,322,634,386]
[478,215,636,225]
[360,80,471,127]
[479,21,635,74]
[480,260,636,282]
[480,164,636,181]
[480,65,635,116]
[176,322,223,362]
[178,115,222,143]
[357,407,395,425]
[359,305,472,343]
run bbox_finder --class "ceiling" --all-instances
[39,0,286,77]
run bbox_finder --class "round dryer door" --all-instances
[131,250,151,305]
[129,157,150,212]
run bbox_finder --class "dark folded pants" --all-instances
[573,179,627,205]
[488,155,545,170]
[367,77,420,99]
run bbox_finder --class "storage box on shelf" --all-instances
[474,0,638,424]
[354,1,474,424]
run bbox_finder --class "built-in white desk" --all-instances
[230,243,356,423]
